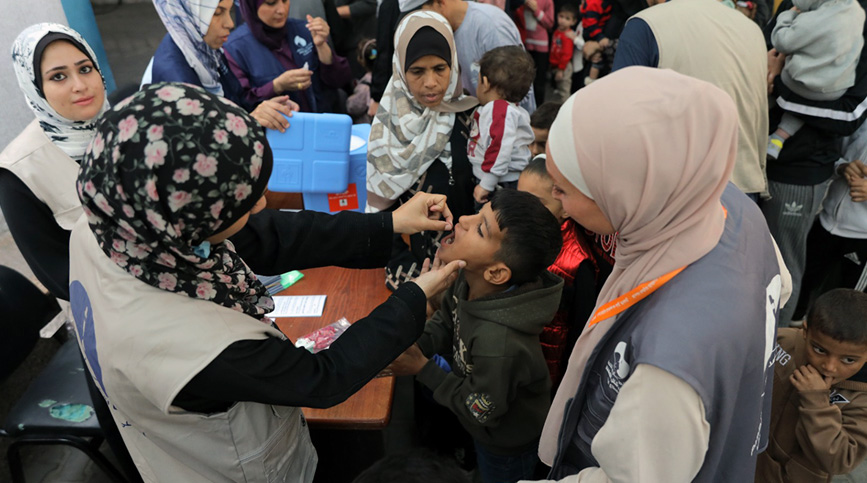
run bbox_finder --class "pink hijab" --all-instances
[539,67,739,463]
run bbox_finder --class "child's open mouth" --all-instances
[441,232,455,245]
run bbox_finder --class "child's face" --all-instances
[438,202,505,274]
[803,326,867,386]
[518,172,566,222]
[557,11,577,31]
[530,127,548,158]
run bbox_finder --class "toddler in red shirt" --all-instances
[548,3,579,102]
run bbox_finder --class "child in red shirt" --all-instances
[548,3,579,102]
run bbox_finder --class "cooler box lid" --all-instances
[266,112,352,193]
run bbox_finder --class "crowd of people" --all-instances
[3,0,867,481]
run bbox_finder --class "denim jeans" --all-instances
[474,440,538,483]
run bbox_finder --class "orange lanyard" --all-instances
[587,204,727,327]
[588,266,686,327]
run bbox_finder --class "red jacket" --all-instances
[541,219,596,389]
[549,30,574,70]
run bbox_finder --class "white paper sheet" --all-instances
[266,295,327,317]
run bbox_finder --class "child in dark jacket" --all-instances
[387,189,564,483]
[756,289,867,482]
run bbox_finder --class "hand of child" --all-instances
[554,70,564,82]
[790,365,833,392]
[599,37,610,49]
[381,344,429,377]
[473,185,491,204]
[850,177,867,202]
[525,0,538,12]
[844,160,867,182]
[392,192,454,234]
[306,15,330,48]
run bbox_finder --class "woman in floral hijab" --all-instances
[69,83,464,481]
[79,82,275,315]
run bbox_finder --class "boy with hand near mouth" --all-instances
[387,189,564,483]
[756,288,867,482]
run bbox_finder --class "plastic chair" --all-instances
[0,266,129,482]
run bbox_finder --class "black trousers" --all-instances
[794,220,867,319]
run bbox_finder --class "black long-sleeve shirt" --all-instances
[173,209,427,413]
[370,0,403,103]
[0,169,72,300]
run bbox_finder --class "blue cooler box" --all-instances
[266,112,352,193]
[303,123,370,213]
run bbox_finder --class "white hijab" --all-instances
[11,23,110,161]
[365,11,477,211]
[152,0,224,95]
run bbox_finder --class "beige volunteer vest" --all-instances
[68,217,317,482]
[0,120,83,230]
[633,0,770,196]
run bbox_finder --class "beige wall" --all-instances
[0,3,68,149]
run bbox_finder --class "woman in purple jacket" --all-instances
[224,0,353,113]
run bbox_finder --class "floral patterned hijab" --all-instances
[77,83,274,318]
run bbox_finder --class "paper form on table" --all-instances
[267,295,327,317]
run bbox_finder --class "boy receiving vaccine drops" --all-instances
[387,189,564,483]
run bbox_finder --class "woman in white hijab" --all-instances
[0,23,109,300]
[0,22,143,482]
[534,67,786,482]
[150,0,298,132]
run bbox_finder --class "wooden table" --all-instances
[265,191,304,211]
[273,266,395,430]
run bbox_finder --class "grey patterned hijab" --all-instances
[12,23,109,161]
[365,11,477,211]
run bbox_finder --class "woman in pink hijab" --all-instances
[535,67,785,482]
